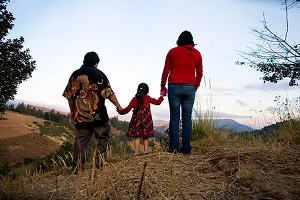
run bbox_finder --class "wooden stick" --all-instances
[137,162,147,200]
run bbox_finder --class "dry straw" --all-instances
[1,142,299,199]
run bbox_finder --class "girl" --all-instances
[117,83,166,156]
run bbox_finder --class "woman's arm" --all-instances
[161,51,171,92]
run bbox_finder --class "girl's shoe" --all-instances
[134,153,140,156]
[143,151,149,155]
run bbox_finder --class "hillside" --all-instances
[0,111,46,139]
[1,111,299,199]
[0,111,125,164]
[0,143,299,199]
[0,111,60,163]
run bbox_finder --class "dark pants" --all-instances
[168,83,195,154]
[73,122,110,170]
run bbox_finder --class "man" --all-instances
[63,51,122,172]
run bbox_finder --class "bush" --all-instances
[23,157,34,164]
[0,158,12,176]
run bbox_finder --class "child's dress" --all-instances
[118,95,163,138]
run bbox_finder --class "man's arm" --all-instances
[68,98,76,122]
[108,94,122,110]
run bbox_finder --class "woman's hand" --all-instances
[160,86,167,96]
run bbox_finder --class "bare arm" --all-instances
[108,94,123,110]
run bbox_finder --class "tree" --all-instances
[0,0,36,113]
[237,0,299,86]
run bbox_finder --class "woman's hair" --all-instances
[83,51,100,66]
[135,83,149,111]
[176,30,195,47]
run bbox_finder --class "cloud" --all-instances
[211,84,232,92]
[244,81,295,91]
[236,99,248,107]
[218,112,250,119]
[193,109,250,119]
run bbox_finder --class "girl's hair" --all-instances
[83,51,100,66]
[176,30,195,47]
[135,83,149,111]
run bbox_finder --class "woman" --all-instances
[160,30,203,154]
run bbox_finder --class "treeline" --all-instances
[6,102,70,124]
[110,116,129,133]
[5,102,133,133]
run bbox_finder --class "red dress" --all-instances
[118,95,163,138]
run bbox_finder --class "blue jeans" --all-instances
[168,83,195,154]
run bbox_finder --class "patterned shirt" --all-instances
[63,65,114,128]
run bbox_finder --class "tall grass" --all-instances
[191,77,229,151]
[268,95,300,145]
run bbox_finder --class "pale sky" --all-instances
[6,0,300,129]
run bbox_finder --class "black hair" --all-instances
[83,51,100,66]
[135,83,149,111]
[176,30,195,47]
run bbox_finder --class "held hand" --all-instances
[116,106,123,114]
[160,88,167,96]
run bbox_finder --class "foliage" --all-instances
[7,103,73,126]
[0,158,12,176]
[110,116,129,132]
[0,0,36,113]
[237,0,300,86]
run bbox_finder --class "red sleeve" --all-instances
[117,98,135,115]
[161,51,171,87]
[149,95,164,105]
[195,53,203,91]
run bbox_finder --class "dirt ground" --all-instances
[0,111,45,139]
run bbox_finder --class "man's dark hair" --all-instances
[83,51,100,66]
[176,30,195,47]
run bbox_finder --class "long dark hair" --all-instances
[135,83,149,111]
[176,30,195,47]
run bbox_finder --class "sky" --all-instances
[5,0,300,129]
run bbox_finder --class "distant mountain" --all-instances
[153,119,254,133]
[215,119,255,133]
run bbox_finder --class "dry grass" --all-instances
[1,141,299,199]
[0,133,60,164]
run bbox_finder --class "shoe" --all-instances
[134,153,140,156]
[143,151,149,155]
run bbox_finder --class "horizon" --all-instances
[7,99,258,131]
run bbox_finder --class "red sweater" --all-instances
[118,95,163,114]
[161,45,203,91]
